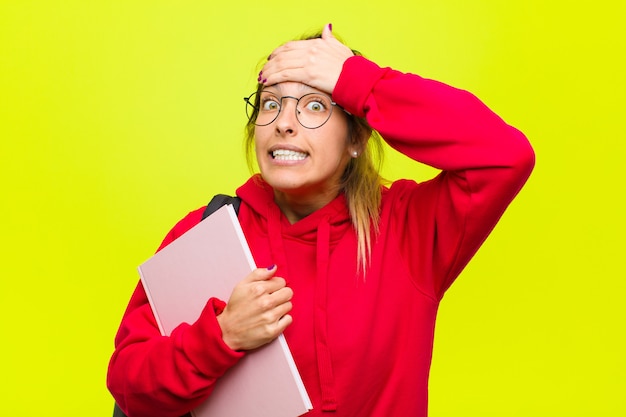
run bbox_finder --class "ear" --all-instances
[345,114,371,157]
[348,134,370,158]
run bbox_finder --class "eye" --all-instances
[304,97,328,112]
[261,97,280,111]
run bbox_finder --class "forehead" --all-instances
[262,82,322,96]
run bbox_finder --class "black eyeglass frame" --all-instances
[243,91,341,129]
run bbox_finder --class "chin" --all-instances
[267,179,305,193]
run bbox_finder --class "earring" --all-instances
[352,150,358,158]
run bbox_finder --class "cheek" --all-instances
[318,139,351,173]
[254,144,269,170]
[253,128,269,156]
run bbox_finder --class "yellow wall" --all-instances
[1,1,624,415]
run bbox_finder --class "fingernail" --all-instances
[262,78,267,84]
[266,264,276,270]
[329,23,332,31]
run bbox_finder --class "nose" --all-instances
[274,96,299,134]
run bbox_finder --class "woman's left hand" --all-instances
[260,23,354,95]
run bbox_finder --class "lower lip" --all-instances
[269,154,308,165]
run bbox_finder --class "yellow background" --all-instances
[1,1,624,415]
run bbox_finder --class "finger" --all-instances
[268,285,293,303]
[262,67,306,87]
[268,38,316,61]
[262,311,293,336]
[275,313,293,332]
[263,50,309,76]
[245,265,278,283]
[241,267,282,298]
[321,22,333,40]
[254,287,292,318]
[261,297,293,322]
[260,312,293,342]
[261,276,288,294]
[277,300,293,318]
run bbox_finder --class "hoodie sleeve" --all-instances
[333,56,535,299]
[107,208,245,417]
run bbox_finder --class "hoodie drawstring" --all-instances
[267,204,290,279]
[314,216,338,411]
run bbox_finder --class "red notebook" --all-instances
[138,204,312,417]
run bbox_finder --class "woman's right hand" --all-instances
[216,266,293,351]
[261,23,353,96]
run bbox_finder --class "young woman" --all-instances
[108,24,535,417]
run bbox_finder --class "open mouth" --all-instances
[271,149,308,161]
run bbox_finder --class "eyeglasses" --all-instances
[244,90,338,129]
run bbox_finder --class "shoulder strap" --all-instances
[112,403,126,417]
[113,403,190,417]
[202,194,241,220]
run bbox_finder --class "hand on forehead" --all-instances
[260,23,354,96]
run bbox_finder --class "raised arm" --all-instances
[333,55,535,298]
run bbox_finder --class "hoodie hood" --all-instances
[236,174,352,411]
[236,175,352,240]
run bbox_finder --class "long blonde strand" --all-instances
[341,129,385,274]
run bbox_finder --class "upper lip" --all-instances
[268,144,308,154]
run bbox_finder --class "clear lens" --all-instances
[244,91,335,129]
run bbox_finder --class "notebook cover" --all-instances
[138,204,312,417]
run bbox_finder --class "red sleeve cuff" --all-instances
[333,55,389,118]
[175,297,244,378]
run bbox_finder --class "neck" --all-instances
[273,187,340,224]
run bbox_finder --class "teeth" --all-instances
[272,149,307,161]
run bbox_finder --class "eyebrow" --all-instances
[262,83,321,95]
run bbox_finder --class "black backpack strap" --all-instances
[112,403,126,417]
[202,194,241,220]
[113,403,191,417]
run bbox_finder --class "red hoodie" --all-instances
[107,56,535,417]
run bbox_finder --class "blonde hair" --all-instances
[244,30,385,273]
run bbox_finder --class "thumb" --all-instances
[247,264,278,282]
[321,22,334,40]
